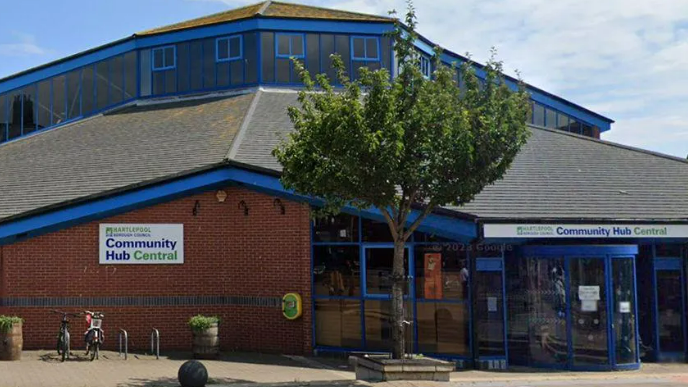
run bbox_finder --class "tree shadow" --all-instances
[39,351,94,363]
[118,379,364,387]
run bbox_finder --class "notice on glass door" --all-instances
[578,286,600,301]
[581,300,598,312]
[619,301,631,313]
[487,296,498,312]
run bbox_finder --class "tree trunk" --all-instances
[390,238,406,359]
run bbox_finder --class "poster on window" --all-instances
[424,253,443,299]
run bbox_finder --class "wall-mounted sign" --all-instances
[483,224,688,239]
[99,224,184,264]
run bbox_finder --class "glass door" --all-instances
[569,257,609,369]
[474,257,507,369]
[611,258,639,367]
[654,258,686,361]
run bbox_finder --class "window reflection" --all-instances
[414,245,468,300]
[315,300,361,348]
[313,245,360,297]
[417,302,469,355]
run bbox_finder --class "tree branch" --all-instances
[402,201,435,241]
[378,206,398,237]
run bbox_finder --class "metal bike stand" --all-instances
[150,328,160,359]
[118,329,128,360]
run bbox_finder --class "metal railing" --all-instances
[150,328,160,359]
[118,329,128,360]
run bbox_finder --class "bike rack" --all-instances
[118,329,128,360]
[150,328,160,359]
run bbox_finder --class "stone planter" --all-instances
[192,323,219,359]
[0,322,22,361]
[352,355,455,382]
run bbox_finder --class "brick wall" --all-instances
[0,187,313,354]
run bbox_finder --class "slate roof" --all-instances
[0,92,255,221]
[234,89,688,221]
[137,1,393,36]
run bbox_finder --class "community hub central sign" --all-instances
[484,224,688,238]
[99,224,184,264]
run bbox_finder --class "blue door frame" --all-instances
[653,256,687,362]
[519,246,640,371]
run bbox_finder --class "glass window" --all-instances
[8,90,22,139]
[37,80,51,130]
[381,37,391,72]
[66,69,82,120]
[95,61,109,110]
[545,108,557,128]
[306,34,320,79]
[351,36,379,61]
[334,35,351,80]
[202,39,215,88]
[315,300,361,348]
[533,103,545,127]
[109,56,123,105]
[22,87,36,135]
[313,245,360,297]
[313,213,359,242]
[365,248,409,295]
[420,56,431,78]
[276,33,304,58]
[320,34,336,82]
[189,41,203,90]
[417,302,469,355]
[176,43,190,93]
[364,300,413,352]
[152,46,175,71]
[0,94,6,143]
[276,58,291,83]
[152,72,165,95]
[656,244,682,258]
[557,113,570,131]
[216,35,242,62]
[82,65,95,115]
[582,124,593,137]
[230,60,243,85]
[362,218,392,242]
[124,51,137,100]
[52,75,66,125]
[569,119,582,134]
[414,245,468,300]
[216,62,230,87]
[244,32,258,84]
[164,69,177,94]
[139,50,152,97]
[261,32,275,83]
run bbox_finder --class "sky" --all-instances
[1,0,687,157]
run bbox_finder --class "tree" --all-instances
[273,2,531,359]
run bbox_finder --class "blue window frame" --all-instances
[420,56,431,78]
[152,46,176,71]
[351,36,380,61]
[275,33,305,58]
[216,35,243,62]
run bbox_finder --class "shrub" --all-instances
[188,315,219,332]
[0,316,23,333]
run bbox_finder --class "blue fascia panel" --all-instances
[521,244,638,257]
[0,40,137,95]
[0,166,476,245]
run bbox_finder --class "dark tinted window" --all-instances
[244,32,258,84]
[230,61,242,85]
[557,113,570,131]
[362,218,393,242]
[533,103,545,127]
[52,75,66,125]
[569,119,581,134]
[277,34,290,56]
[381,37,391,72]
[656,244,683,258]
[176,43,190,93]
[164,69,177,94]
[545,108,557,128]
[353,37,365,58]
[313,213,359,242]
[139,49,152,97]
[217,62,230,87]
[109,56,123,105]
[189,41,203,90]
[153,72,165,95]
[66,69,81,120]
[8,90,23,139]
[124,51,137,100]
[37,80,51,130]
[306,34,320,78]
[203,39,215,88]
[95,61,109,110]
[335,35,351,80]
[0,94,6,142]
[22,87,36,135]
[276,58,290,83]
[582,124,593,137]
[313,245,360,297]
[261,32,275,83]
[320,34,336,82]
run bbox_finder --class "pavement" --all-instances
[2,351,688,387]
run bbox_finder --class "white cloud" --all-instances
[194,0,688,157]
[0,32,47,57]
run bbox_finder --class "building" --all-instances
[0,1,686,371]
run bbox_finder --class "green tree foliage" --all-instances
[273,2,531,359]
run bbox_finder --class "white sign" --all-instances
[619,301,631,313]
[487,297,498,312]
[581,300,598,312]
[99,224,184,264]
[579,286,600,301]
[483,224,688,239]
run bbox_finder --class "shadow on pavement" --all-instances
[118,379,363,387]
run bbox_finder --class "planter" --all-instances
[0,321,22,361]
[352,355,454,382]
[192,323,219,359]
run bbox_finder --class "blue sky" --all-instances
[1,0,687,157]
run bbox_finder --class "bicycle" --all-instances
[50,310,80,362]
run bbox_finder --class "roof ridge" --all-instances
[528,124,688,166]
[266,1,393,20]
[227,89,263,161]
[136,1,267,35]
[257,0,272,15]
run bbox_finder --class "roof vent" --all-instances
[618,190,629,195]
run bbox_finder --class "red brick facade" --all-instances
[0,187,313,354]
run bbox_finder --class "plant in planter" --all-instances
[188,315,220,359]
[0,316,23,361]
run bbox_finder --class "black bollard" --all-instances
[178,360,208,387]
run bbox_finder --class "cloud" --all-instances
[192,0,688,157]
[0,32,47,57]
